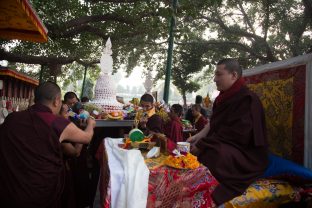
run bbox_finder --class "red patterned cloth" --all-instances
[96,144,219,208]
[147,165,218,208]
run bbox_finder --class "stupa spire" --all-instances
[144,70,153,94]
[92,38,123,113]
[100,37,113,74]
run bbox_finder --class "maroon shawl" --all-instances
[214,77,245,106]
[0,104,70,208]
[164,116,184,143]
[146,114,163,133]
[194,115,208,132]
[196,85,268,205]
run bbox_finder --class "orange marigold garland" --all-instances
[164,153,200,169]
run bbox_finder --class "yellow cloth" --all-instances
[224,179,300,208]
[248,78,293,159]
[146,107,156,118]
[144,153,167,169]
[144,153,300,208]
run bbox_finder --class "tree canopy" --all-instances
[1,0,311,100]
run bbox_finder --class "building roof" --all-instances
[0,68,39,86]
[0,0,48,43]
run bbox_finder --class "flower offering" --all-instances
[164,151,200,169]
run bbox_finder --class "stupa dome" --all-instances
[92,38,123,112]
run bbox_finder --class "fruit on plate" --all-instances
[110,111,119,117]
[107,111,123,120]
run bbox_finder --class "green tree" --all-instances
[1,0,311,103]
[82,78,95,99]
[155,41,210,105]
[58,62,100,96]
[160,0,312,103]
[0,0,173,77]
[176,0,312,68]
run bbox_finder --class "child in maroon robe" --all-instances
[191,104,208,132]
[164,104,184,151]
[139,93,163,134]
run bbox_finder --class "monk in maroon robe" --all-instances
[0,81,95,208]
[191,104,208,132]
[188,59,268,206]
[139,93,163,134]
[164,104,184,148]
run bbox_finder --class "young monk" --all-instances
[191,104,208,132]
[188,58,268,206]
[59,102,79,208]
[64,91,79,109]
[164,104,184,144]
[139,93,163,134]
[60,101,91,208]
[60,101,69,119]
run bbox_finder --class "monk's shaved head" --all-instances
[34,81,61,105]
[192,104,201,112]
[171,104,183,117]
[217,58,242,77]
[140,93,154,103]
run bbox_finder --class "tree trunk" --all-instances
[182,92,187,107]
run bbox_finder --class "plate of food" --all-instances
[164,152,200,170]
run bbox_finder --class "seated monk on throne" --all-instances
[188,58,269,206]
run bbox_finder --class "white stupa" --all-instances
[144,70,153,94]
[92,38,123,113]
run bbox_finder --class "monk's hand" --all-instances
[87,118,96,128]
[80,119,87,127]
[190,144,201,156]
[186,135,197,144]
[206,119,211,130]
[139,117,147,128]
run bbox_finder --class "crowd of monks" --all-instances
[0,58,273,208]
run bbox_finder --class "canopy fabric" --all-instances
[0,0,48,43]
[0,68,39,86]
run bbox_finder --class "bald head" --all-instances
[34,81,61,105]
[140,93,154,103]
[217,58,242,77]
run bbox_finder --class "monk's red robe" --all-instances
[196,85,268,205]
[146,114,163,133]
[194,115,208,132]
[0,104,70,208]
[164,116,183,144]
